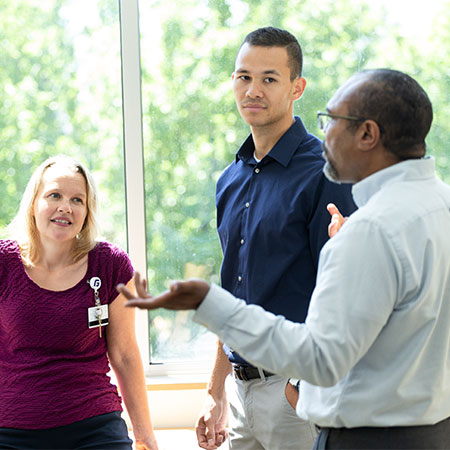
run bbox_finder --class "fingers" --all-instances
[125,299,158,310]
[327,202,341,217]
[123,278,210,310]
[216,430,227,445]
[125,289,174,310]
[328,217,341,238]
[327,203,347,238]
[116,283,134,299]
[196,418,219,449]
[134,272,150,298]
[205,422,217,449]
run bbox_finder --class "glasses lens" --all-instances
[318,114,329,131]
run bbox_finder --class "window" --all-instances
[136,0,450,371]
[3,0,450,379]
[0,0,126,247]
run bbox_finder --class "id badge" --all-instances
[88,304,109,328]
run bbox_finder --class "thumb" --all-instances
[327,202,341,217]
[169,280,182,292]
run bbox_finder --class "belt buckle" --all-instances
[234,365,249,381]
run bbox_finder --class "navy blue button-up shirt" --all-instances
[216,117,356,364]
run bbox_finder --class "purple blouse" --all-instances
[0,240,134,429]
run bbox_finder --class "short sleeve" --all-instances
[90,242,134,305]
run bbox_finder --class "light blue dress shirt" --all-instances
[194,157,450,428]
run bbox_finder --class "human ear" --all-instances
[358,120,381,152]
[293,77,307,100]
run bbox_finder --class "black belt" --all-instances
[232,364,274,381]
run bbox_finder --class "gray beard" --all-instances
[323,160,342,184]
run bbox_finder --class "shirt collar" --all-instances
[235,116,308,167]
[352,156,436,207]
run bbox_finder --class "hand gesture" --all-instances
[117,272,210,311]
[196,393,229,449]
[327,203,347,238]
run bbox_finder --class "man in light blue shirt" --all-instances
[119,69,450,449]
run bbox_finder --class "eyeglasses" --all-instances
[317,111,366,132]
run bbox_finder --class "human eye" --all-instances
[264,77,276,83]
[72,197,84,205]
[48,192,60,199]
[237,75,250,81]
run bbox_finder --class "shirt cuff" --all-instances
[193,283,242,334]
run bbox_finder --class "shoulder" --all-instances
[216,159,244,196]
[289,131,324,172]
[89,241,134,288]
[302,131,323,154]
[90,241,132,266]
[218,159,238,181]
[0,239,20,257]
[0,240,21,284]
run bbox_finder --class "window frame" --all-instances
[119,0,150,368]
[119,0,215,377]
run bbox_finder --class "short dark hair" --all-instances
[240,27,303,80]
[347,69,433,159]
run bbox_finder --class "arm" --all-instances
[192,221,398,386]
[195,340,231,449]
[107,278,159,450]
[120,220,398,387]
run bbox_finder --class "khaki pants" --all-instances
[226,373,317,450]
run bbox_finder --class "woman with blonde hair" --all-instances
[0,155,158,449]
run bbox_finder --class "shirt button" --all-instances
[254,168,260,174]
[240,239,245,245]
[245,202,250,208]
[238,276,242,282]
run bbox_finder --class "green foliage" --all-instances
[0,0,126,246]
[2,0,450,360]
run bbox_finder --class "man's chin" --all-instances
[323,162,342,184]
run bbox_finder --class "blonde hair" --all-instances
[7,155,99,266]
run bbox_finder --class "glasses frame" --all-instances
[317,111,366,132]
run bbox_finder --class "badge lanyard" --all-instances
[87,277,109,338]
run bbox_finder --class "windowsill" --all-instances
[145,373,210,391]
[120,368,213,429]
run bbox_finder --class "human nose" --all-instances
[246,80,263,98]
[57,198,72,213]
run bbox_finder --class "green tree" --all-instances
[0,0,126,245]
[140,0,383,359]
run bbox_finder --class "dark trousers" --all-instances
[0,412,133,449]
[313,416,450,450]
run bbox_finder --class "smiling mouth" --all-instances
[51,219,72,225]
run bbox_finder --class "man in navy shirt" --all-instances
[196,27,356,450]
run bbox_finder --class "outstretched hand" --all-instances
[117,272,211,311]
[327,203,347,238]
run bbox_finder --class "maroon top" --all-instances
[0,240,134,429]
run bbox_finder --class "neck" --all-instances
[358,148,403,182]
[33,239,78,270]
[251,116,295,160]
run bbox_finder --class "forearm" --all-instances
[193,281,390,387]
[207,340,232,397]
[110,350,155,441]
